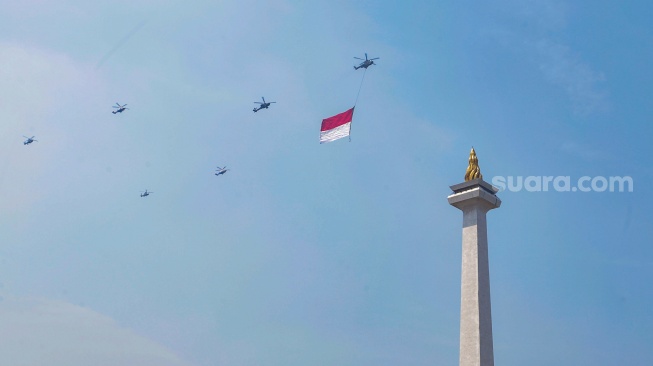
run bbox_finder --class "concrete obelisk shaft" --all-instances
[448,179,501,366]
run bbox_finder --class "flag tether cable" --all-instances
[350,68,367,142]
[354,68,367,107]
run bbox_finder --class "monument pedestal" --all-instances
[448,178,501,366]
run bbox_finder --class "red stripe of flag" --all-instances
[320,107,355,131]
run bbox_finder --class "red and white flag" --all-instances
[320,107,354,144]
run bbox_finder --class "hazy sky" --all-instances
[1,1,652,365]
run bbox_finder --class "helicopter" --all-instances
[112,103,129,114]
[354,53,379,70]
[215,166,229,176]
[140,189,153,197]
[23,136,37,145]
[253,97,276,112]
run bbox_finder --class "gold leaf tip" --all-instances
[464,147,483,181]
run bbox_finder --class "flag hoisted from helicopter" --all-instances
[320,107,355,144]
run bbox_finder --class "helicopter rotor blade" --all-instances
[370,57,380,60]
[353,57,364,60]
[365,52,368,60]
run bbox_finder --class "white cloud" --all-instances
[512,0,569,32]
[489,0,609,116]
[559,140,605,161]
[0,42,110,218]
[0,295,193,366]
[535,40,609,116]
[0,42,98,121]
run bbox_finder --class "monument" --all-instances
[448,148,501,366]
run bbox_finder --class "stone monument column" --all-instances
[447,148,501,366]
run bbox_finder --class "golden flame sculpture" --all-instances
[464,147,483,181]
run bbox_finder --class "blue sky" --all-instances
[1,0,652,365]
